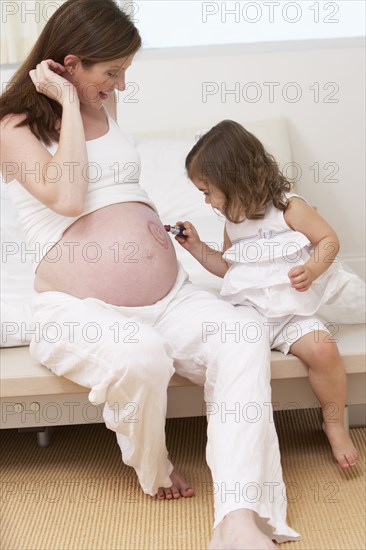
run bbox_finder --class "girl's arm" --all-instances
[175,222,231,278]
[0,60,88,217]
[284,197,340,292]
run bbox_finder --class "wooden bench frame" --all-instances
[1,324,365,446]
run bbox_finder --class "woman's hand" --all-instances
[288,264,315,292]
[175,221,202,253]
[29,59,78,106]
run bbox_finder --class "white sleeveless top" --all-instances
[4,110,157,270]
[220,194,349,317]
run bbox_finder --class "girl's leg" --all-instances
[156,286,300,548]
[289,331,358,468]
[30,291,176,496]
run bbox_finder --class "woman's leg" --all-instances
[289,331,358,468]
[30,291,175,496]
[156,285,300,548]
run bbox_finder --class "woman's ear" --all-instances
[63,54,80,76]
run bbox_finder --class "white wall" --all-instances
[117,39,365,277]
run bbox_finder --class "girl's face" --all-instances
[192,178,226,213]
[65,54,134,108]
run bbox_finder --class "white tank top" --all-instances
[4,110,157,270]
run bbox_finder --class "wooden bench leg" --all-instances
[37,427,54,447]
[18,427,54,447]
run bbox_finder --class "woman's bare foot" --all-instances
[209,509,277,550]
[156,469,195,500]
[323,422,358,468]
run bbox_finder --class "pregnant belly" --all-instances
[34,203,179,306]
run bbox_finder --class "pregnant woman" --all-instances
[0,1,299,548]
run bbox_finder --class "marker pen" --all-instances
[164,224,186,237]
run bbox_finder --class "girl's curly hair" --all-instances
[185,120,292,222]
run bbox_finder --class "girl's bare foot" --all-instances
[323,422,358,468]
[156,469,195,500]
[209,509,277,549]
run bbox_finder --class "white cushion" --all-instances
[134,117,295,212]
[317,267,366,325]
[1,180,36,346]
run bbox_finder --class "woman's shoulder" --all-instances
[0,114,43,152]
[1,112,27,130]
[1,112,60,134]
[0,114,31,155]
[1,112,52,183]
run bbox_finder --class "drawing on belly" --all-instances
[147,220,169,249]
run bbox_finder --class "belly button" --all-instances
[146,249,154,259]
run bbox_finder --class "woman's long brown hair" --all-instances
[0,0,141,145]
[186,120,292,222]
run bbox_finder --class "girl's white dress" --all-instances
[221,194,350,317]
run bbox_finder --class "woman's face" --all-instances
[65,54,134,108]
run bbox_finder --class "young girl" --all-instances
[178,119,358,469]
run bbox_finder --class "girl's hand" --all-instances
[288,265,315,292]
[29,59,78,106]
[175,221,202,252]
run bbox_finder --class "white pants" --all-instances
[30,265,299,541]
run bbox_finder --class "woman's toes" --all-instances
[164,488,173,499]
[181,486,195,497]
[156,486,174,499]
[156,469,195,500]
[171,485,181,499]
